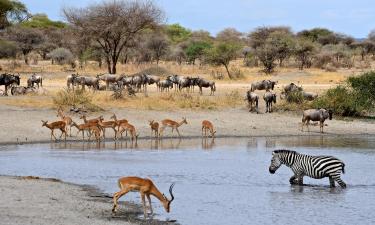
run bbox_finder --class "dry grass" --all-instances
[0,59,374,111]
[92,90,243,111]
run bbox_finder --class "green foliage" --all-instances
[297,28,334,42]
[0,0,28,29]
[286,90,304,104]
[294,37,317,70]
[53,89,102,112]
[205,42,241,79]
[185,41,212,64]
[347,71,375,108]
[21,14,66,29]
[165,23,191,43]
[312,85,362,116]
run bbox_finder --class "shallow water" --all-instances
[1,136,375,225]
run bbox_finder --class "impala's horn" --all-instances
[167,183,175,207]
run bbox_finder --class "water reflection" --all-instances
[202,137,215,150]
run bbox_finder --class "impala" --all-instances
[202,120,216,138]
[149,120,159,137]
[111,114,128,135]
[71,122,101,141]
[112,176,175,218]
[56,108,73,136]
[159,117,187,138]
[118,122,138,141]
[41,120,67,141]
[98,117,117,140]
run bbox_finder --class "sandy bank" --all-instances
[1,105,375,145]
[0,176,176,225]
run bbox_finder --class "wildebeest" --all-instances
[66,74,80,89]
[250,80,276,92]
[11,86,36,95]
[0,73,20,95]
[157,79,173,92]
[246,91,259,113]
[166,74,183,91]
[195,77,216,95]
[97,74,119,90]
[27,74,43,88]
[263,91,277,113]
[76,76,99,90]
[283,83,303,94]
[302,108,333,133]
[145,74,160,85]
[302,91,318,101]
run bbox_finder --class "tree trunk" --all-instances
[23,54,29,65]
[106,56,111,74]
[223,63,233,79]
[111,61,117,74]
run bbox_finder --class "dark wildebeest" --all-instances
[301,108,333,133]
[302,91,318,101]
[67,74,80,89]
[0,73,20,96]
[27,74,43,88]
[11,86,36,95]
[263,91,277,113]
[250,80,277,92]
[177,76,193,92]
[283,83,303,94]
[77,76,99,90]
[167,74,182,91]
[157,79,173,92]
[246,91,259,113]
[195,77,216,95]
[97,74,119,90]
[145,74,160,86]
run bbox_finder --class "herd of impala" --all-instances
[42,108,216,142]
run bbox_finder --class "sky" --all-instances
[22,0,375,38]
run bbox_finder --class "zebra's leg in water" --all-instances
[331,172,346,188]
[297,176,304,185]
[329,176,336,188]
[289,175,297,184]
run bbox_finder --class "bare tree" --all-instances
[216,27,244,44]
[64,0,163,74]
[147,32,169,64]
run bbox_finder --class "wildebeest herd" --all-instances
[66,73,216,95]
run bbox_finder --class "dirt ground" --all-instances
[0,176,176,225]
[0,104,374,145]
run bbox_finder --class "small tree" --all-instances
[294,38,316,70]
[0,39,17,58]
[205,42,240,79]
[255,39,278,73]
[185,41,212,65]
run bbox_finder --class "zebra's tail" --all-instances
[342,162,345,174]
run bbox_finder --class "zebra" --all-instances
[269,150,346,188]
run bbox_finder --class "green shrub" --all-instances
[347,71,375,109]
[286,90,304,104]
[53,89,102,112]
[311,85,363,116]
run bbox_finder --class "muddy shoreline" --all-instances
[1,105,375,145]
[0,175,177,225]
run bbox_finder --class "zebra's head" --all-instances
[269,151,282,174]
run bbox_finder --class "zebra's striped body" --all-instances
[269,150,346,188]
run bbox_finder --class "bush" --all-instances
[347,71,375,109]
[53,89,102,112]
[285,90,304,103]
[47,48,74,65]
[311,85,363,116]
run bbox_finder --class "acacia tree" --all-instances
[0,0,29,29]
[64,0,163,74]
[6,25,44,64]
[295,38,316,70]
[205,42,240,79]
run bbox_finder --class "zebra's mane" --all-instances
[273,149,297,154]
